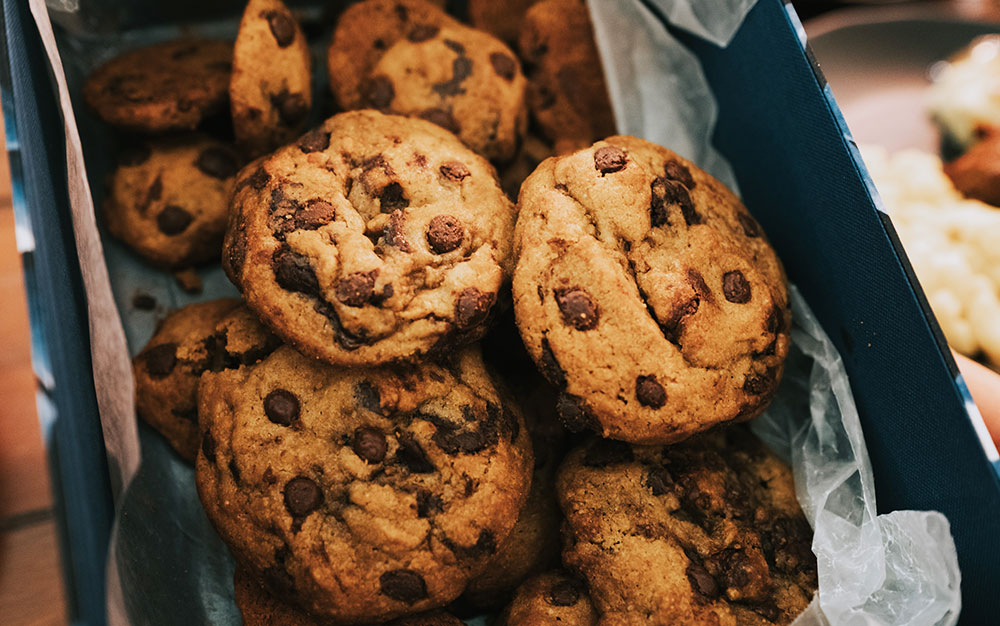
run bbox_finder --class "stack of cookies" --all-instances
[87,0,818,623]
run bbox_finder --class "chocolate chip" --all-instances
[228,457,242,483]
[395,433,435,473]
[201,431,216,462]
[420,108,460,135]
[686,561,719,598]
[432,426,487,456]
[416,490,443,517]
[298,130,330,153]
[426,215,463,253]
[118,142,150,166]
[156,205,192,236]
[556,393,598,433]
[743,369,775,395]
[554,287,599,330]
[366,75,395,109]
[439,160,470,181]
[547,580,581,606]
[141,177,163,214]
[594,146,627,174]
[196,147,238,179]
[132,292,156,310]
[407,23,439,42]
[247,167,270,190]
[264,389,300,426]
[355,381,382,414]
[394,2,409,21]
[443,39,465,54]
[583,439,634,467]
[283,476,323,517]
[433,55,472,97]
[352,426,387,463]
[295,199,335,230]
[647,466,673,495]
[335,271,377,307]
[455,288,493,329]
[664,160,695,188]
[266,11,296,47]
[489,52,517,81]
[380,569,427,603]
[636,375,666,408]
[272,246,319,294]
[680,199,702,226]
[384,211,411,251]
[737,212,761,237]
[723,270,751,303]
[273,91,309,126]
[144,343,177,377]
[538,337,567,387]
[379,182,408,212]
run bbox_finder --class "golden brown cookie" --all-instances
[223,110,516,366]
[513,137,790,444]
[133,300,279,461]
[231,0,312,156]
[519,0,615,154]
[467,0,538,47]
[196,345,533,623]
[557,430,817,625]
[105,135,240,270]
[84,39,232,133]
[495,571,598,626]
[234,566,464,625]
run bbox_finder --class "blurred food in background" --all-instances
[928,34,1000,150]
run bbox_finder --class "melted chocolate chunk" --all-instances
[298,130,330,153]
[433,55,472,97]
[416,489,443,517]
[635,375,667,408]
[365,75,395,109]
[283,476,323,517]
[489,52,517,81]
[554,287,599,330]
[439,160,470,181]
[266,10,296,47]
[420,108,460,135]
[355,380,382,414]
[264,389,300,426]
[272,246,319,294]
[556,393,598,433]
[157,205,193,235]
[196,147,238,179]
[335,271,377,307]
[723,270,751,304]
[594,146,627,174]
[352,426,387,463]
[379,182,409,212]
[394,433,435,473]
[737,212,762,237]
[664,160,695,188]
[426,215,463,253]
[407,23,439,42]
[455,288,494,329]
[379,569,428,604]
[686,561,720,598]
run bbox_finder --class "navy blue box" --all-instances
[2,0,998,624]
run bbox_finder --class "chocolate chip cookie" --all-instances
[496,571,598,626]
[84,39,232,133]
[223,110,516,366]
[231,0,312,156]
[327,0,458,111]
[134,300,279,461]
[557,430,817,625]
[196,345,533,623]
[467,0,538,47]
[945,128,1000,207]
[519,0,616,154]
[513,137,790,444]
[234,566,464,625]
[105,135,240,270]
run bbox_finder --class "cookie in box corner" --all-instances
[328,0,528,162]
[557,429,817,625]
[223,110,517,367]
[513,136,790,444]
[195,344,533,623]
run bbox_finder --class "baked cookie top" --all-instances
[557,430,817,625]
[231,0,312,156]
[328,0,458,112]
[519,0,616,154]
[362,23,528,161]
[467,0,538,47]
[84,39,232,133]
[196,345,533,623]
[233,566,464,626]
[105,135,240,270]
[496,571,598,626]
[223,110,516,366]
[133,300,279,461]
[513,136,790,444]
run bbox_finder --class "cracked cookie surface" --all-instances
[556,430,817,625]
[133,300,279,461]
[223,110,516,366]
[513,136,790,444]
[496,570,598,626]
[84,39,232,133]
[231,0,312,156]
[196,345,532,623]
[105,135,241,269]
[329,0,527,161]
